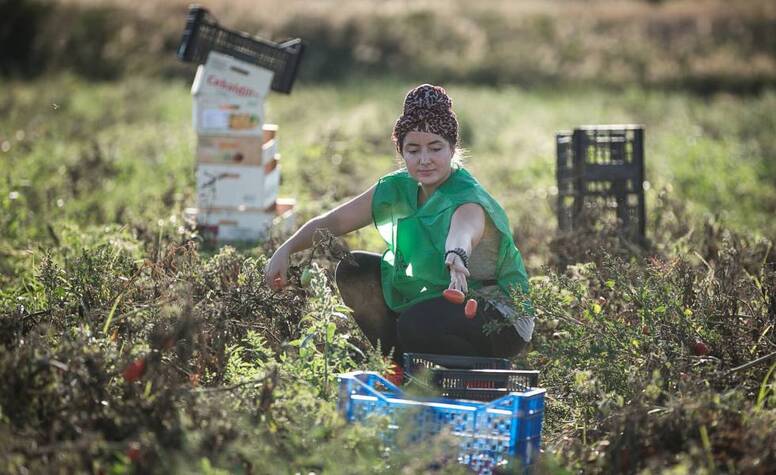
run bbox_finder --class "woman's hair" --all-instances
[452,146,467,167]
[392,84,459,154]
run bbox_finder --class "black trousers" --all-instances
[335,251,527,363]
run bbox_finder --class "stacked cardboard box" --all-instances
[191,52,294,242]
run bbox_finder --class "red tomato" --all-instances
[442,289,465,305]
[161,335,176,350]
[384,362,404,386]
[692,340,710,356]
[464,299,478,319]
[122,358,146,382]
[126,444,141,462]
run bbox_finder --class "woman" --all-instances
[264,84,533,364]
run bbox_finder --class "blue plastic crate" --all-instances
[337,371,545,474]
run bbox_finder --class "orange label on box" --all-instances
[197,135,264,166]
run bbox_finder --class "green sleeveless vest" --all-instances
[372,167,531,312]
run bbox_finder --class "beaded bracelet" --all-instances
[444,248,469,268]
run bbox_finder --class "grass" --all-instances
[3,74,774,263]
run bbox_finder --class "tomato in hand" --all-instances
[442,289,465,305]
[464,299,478,319]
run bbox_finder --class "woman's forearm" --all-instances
[445,231,475,256]
[278,185,376,257]
[265,186,373,288]
[265,214,339,288]
[279,215,331,255]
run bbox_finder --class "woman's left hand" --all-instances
[445,253,470,293]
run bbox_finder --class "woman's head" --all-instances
[392,84,461,187]
[392,84,458,155]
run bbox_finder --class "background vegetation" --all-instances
[2,0,775,93]
[1,0,775,473]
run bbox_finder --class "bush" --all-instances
[512,223,776,473]
[0,0,49,76]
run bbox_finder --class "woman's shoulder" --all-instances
[442,167,486,198]
[373,168,415,210]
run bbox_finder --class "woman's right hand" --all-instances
[445,252,470,293]
[264,246,290,290]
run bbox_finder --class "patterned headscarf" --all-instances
[392,84,458,154]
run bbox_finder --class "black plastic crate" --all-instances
[556,125,646,242]
[403,352,512,374]
[177,6,304,94]
[403,353,539,402]
[429,368,540,401]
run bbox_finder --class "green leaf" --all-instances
[299,313,317,325]
[143,381,153,399]
[331,311,350,321]
[346,342,366,359]
[102,291,124,335]
[300,332,317,348]
[755,362,776,411]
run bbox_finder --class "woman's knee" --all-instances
[335,252,384,305]
[489,327,529,358]
[335,251,381,287]
[396,303,437,350]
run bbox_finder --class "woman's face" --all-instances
[402,130,454,189]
